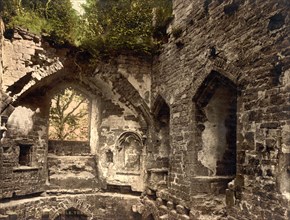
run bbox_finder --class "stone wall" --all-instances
[0,193,141,220]
[0,27,152,198]
[147,0,290,219]
[0,0,289,219]
[1,106,47,198]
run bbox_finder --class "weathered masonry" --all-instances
[0,0,289,219]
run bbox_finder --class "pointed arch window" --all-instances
[193,71,237,177]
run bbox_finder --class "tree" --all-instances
[80,0,172,57]
[49,88,89,141]
[44,0,79,45]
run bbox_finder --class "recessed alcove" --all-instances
[154,96,170,159]
[18,144,33,166]
[192,71,237,194]
[147,96,171,190]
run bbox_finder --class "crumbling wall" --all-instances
[117,55,152,106]
[1,105,47,198]
[148,0,290,219]
[48,155,98,190]
[1,0,289,219]
[0,27,152,197]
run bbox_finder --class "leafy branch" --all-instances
[49,88,89,141]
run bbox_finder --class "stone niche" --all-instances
[154,96,170,159]
[17,143,33,166]
[104,131,145,192]
[147,96,170,190]
[193,71,237,194]
[116,132,143,172]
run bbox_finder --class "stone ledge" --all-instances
[12,166,40,172]
[116,171,141,176]
[147,168,169,173]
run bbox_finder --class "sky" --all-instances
[71,0,87,14]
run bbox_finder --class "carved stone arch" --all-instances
[7,54,153,130]
[116,131,144,150]
[116,131,144,171]
[13,73,102,105]
[50,201,93,220]
[12,66,152,129]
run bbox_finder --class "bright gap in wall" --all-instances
[48,87,89,141]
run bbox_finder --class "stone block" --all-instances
[0,215,8,220]
[226,189,235,207]
[176,204,186,215]
[167,201,174,210]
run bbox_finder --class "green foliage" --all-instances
[0,0,79,45]
[45,0,80,45]
[152,0,174,40]
[8,10,48,35]
[80,0,173,57]
[0,0,173,56]
[49,88,89,141]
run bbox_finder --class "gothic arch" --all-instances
[115,131,144,171]
[152,94,169,116]
[116,131,144,150]
[192,70,237,177]
[151,94,170,159]
[192,69,237,99]
[193,70,237,101]
[11,66,152,127]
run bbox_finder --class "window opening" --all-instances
[106,150,114,163]
[18,144,32,166]
[48,87,89,141]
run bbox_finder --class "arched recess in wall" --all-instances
[146,95,170,190]
[115,131,144,172]
[153,95,170,159]
[12,69,150,192]
[44,81,101,156]
[193,71,237,177]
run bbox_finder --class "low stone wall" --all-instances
[0,193,141,220]
[48,155,98,190]
[48,140,91,156]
